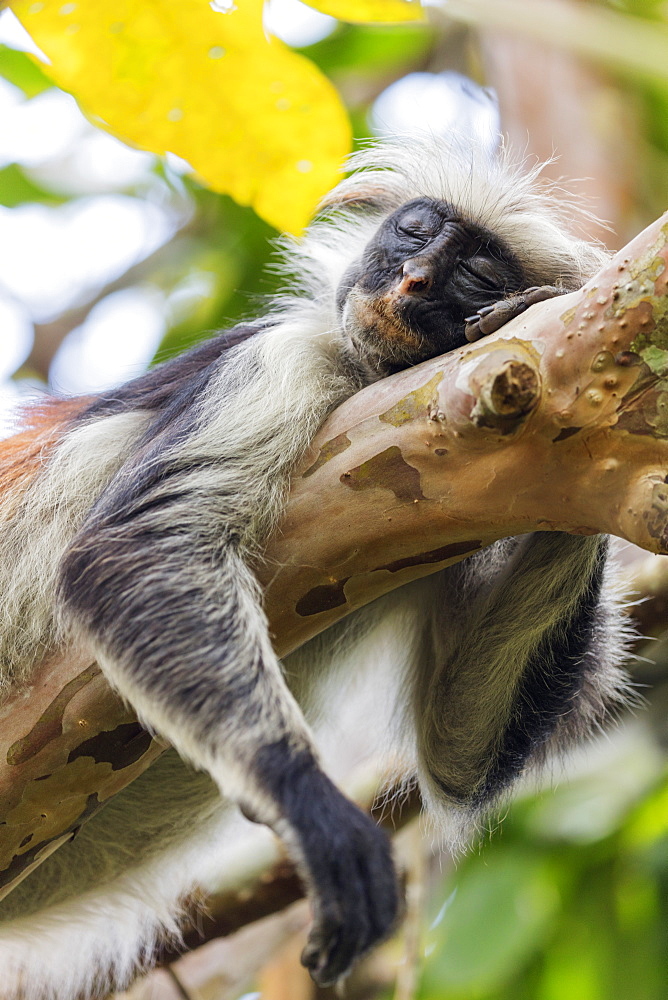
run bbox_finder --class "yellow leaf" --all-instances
[303,0,424,23]
[10,0,352,233]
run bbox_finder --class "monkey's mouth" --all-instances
[342,286,428,358]
[342,283,469,372]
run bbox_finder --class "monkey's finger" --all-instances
[466,285,566,341]
[302,855,374,986]
[316,909,369,985]
[464,317,483,342]
[301,903,344,982]
[523,284,564,305]
[465,299,527,339]
[477,300,523,335]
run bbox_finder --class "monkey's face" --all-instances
[337,197,527,378]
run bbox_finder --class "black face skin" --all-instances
[337,197,528,378]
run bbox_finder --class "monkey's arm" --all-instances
[57,453,399,987]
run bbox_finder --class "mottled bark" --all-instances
[3,212,668,898]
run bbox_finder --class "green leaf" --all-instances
[0,163,67,206]
[303,23,432,76]
[0,44,52,97]
[608,0,667,19]
[422,849,559,995]
[621,772,668,851]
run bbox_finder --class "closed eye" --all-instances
[396,224,431,248]
[395,212,441,241]
[398,219,429,233]
[458,256,504,291]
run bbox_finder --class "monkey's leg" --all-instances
[59,537,399,988]
[464,285,567,341]
[412,533,631,827]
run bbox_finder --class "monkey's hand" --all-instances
[272,759,401,986]
[464,285,567,342]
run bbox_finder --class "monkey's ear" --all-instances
[316,183,397,215]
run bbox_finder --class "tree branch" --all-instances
[2,211,668,902]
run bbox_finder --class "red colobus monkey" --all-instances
[0,137,631,998]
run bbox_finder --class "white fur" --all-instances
[0,411,150,688]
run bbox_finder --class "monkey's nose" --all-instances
[397,259,432,296]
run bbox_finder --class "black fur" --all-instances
[253,738,399,986]
[478,535,608,804]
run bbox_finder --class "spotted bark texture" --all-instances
[0,653,162,899]
[340,446,425,503]
[301,432,352,478]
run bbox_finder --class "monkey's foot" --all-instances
[464,285,566,342]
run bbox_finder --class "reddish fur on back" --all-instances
[0,397,91,503]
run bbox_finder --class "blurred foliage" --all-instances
[305,21,432,77]
[151,185,281,362]
[0,43,50,96]
[405,745,668,1000]
[10,0,355,233]
[605,0,668,172]
[0,163,67,207]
